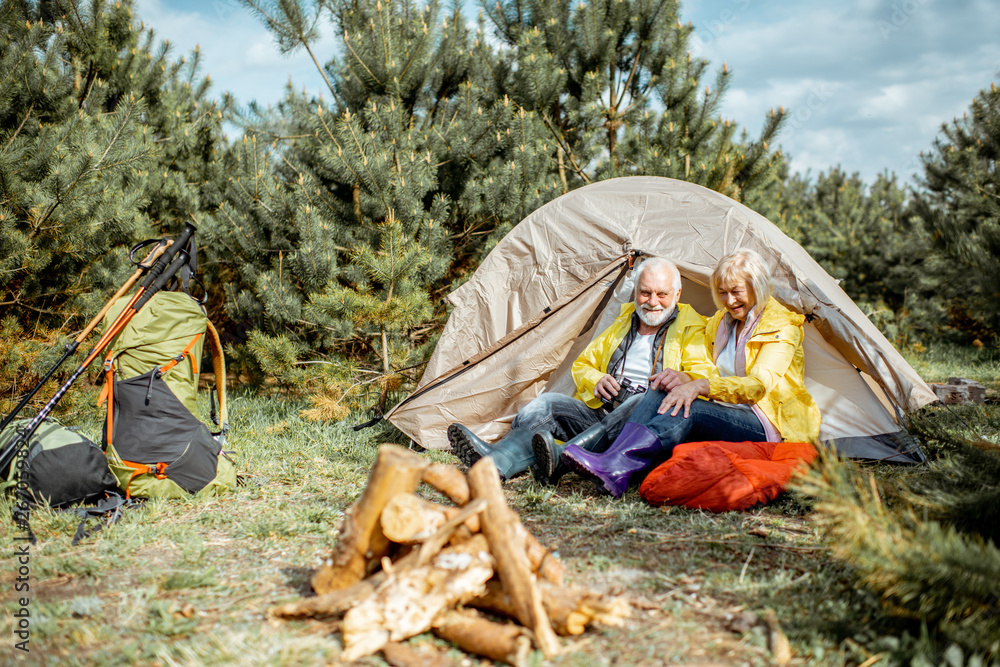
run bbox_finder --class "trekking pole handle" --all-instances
[138,222,196,291]
[131,248,192,312]
[73,239,172,346]
[129,238,172,270]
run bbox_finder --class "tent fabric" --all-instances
[637,440,819,512]
[386,176,937,457]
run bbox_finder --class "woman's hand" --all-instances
[648,368,691,392]
[658,378,710,418]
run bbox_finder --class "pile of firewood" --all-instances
[270,445,630,665]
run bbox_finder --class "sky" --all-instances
[135,0,1000,185]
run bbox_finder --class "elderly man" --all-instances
[447,257,712,484]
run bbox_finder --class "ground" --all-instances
[1,344,996,666]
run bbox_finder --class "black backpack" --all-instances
[2,418,128,544]
[2,418,118,506]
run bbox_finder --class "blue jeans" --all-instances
[626,389,766,455]
[511,392,644,441]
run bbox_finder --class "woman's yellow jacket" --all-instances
[704,297,821,442]
[572,302,713,409]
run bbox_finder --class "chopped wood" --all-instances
[762,609,792,665]
[381,641,460,667]
[416,499,488,566]
[381,493,481,543]
[433,609,532,667]
[524,528,565,586]
[340,534,494,662]
[312,445,428,595]
[931,378,986,405]
[466,458,561,657]
[277,452,631,664]
[270,579,378,619]
[471,579,630,636]
[542,582,631,635]
[422,462,470,504]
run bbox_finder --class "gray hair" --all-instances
[633,256,682,293]
[710,249,773,311]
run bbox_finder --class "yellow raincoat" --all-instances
[572,303,712,409]
[704,297,821,442]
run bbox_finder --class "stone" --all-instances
[931,378,986,405]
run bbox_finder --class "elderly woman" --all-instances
[562,249,821,497]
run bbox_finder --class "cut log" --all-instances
[272,544,428,619]
[270,579,377,619]
[274,501,487,622]
[381,641,460,667]
[422,463,470,505]
[340,534,494,662]
[524,528,565,586]
[416,499,488,566]
[381,493,481,543]
[466,458,561,657]
[432,609,532,667]
[471,579,631,636]
[312,445,429,595]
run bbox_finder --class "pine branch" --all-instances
[795,448,1000,650]
[538,109,591,183]
[4,102,34,149]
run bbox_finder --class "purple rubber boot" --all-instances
[562,422,663,496]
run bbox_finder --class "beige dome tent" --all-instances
[385,176,937,462]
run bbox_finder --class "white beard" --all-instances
[637,303,675,327]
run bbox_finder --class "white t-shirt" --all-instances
[716,321,739,378]
[620,333,655,388]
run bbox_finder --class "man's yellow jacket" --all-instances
[704,297,821,443]
[572,303,712,409]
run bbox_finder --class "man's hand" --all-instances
[594,374,621,401]
[648,368,691,392]
[657,378,710,418]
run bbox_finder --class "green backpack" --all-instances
[2,418,119,507]
[98,291,235,499]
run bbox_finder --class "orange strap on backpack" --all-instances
[159,333,203,375]
[119,461,170,499]
[97,331,203,447]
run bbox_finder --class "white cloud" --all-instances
[133,0,1000,183]
[856,83,922,119]
[680,0,1000,183]
[135,0,336,106]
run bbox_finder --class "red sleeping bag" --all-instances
[638,441,818,512]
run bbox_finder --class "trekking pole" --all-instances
[0,239,172,434]
[0,223,197,475]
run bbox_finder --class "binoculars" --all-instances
[600,377,647,410]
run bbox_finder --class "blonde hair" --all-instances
[710,249,772,311]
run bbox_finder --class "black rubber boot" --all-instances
[531,423,609,486]
[447,424,535,481]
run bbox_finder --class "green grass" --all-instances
[901,343,1000,393]
[1,345,997,665]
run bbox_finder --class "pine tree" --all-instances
[217,0,559,401]
[1,2,154,320]
[309,210,433,411]
[219,0,798,405]
[796,424,1000,659]
[481,0,786,200]
[0,0,224,410]
[911,82,1000,341]
[770,168,935,344]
